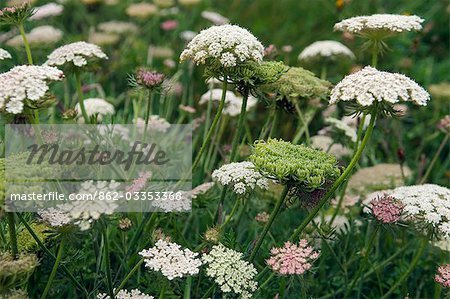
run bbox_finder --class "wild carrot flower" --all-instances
[201,11,230,25]
[7,25,63,47]
[250,139,340,190]
[139,239,202,280]
[0,65,64,114]
[202,244,258,298]
[223,94,258,117]
[126,3,158,18]
[199,89,237,105]
[0,2,35,25]
[98,21,138,35]
[330,66,430,108]
[435,264,450,288]
[45,41,108,68]
[134,69,165,90]
[98,289,154,299]
[298,40,355,61]
[29,3,63,20]
[212,161,269,195]
[118,218,132,231]
[204,227,221,243]
[334,14,424,36]
[88,31,119,46]
[0,252,38,291]
[255,211,270,223]
[0,48,11,60]
[180,24,264,69]
[370,195,404,223]
[134,116,170,133]
[38,207,72,228]
[126,171,152,193]
[267,240,319,275]
[437,115,450,134]
[74,98,115,122]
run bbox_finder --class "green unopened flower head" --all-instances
[0,252,38,293]
[17,223,50,251]
[262,67,331,101]
[0,3,35,25]
[250,138,340,191]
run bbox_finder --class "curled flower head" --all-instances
[435,264,450,288]
[202,244,258,298]
[370,195,404,223]
[212,161,269,195]
[0,252,38,291]
[0,65,64,114]
[334,14,424,37]
[262,67,331,102]
[45,41,108,69]
[133,69,165,90]
[0,2,35,25]
[267,240,319,275]
[180,24,264,74]
[0,48,12,60]
[139,239,202,280]
[250,139,340,191]
[330,66,430,109]
[298,40,355,61]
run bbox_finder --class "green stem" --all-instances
[16,213,88,296]
[115,259,144,295]
[294,102,310,145]
[249,186,289,262]
[183,276,192,299]
[371,41,378,68]
[144,91,153,138]
[6,213,18,259]
[289,110,377,241]
[344,224,379,298]
[41,238,65,299]
[419,134,449,184]
[381,238,427,299]
[268,108,281,138]
[75,72,90,123]
[191,79,228,172]
[320,64,327,80]
[159,281,167,299]
[220,197,241,228]
[229,87,249,161]
[19,23,33,64]
[103,225,114,299]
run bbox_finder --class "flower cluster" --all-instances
[262,67,331,101]
[98,289,154,299]
[0,48,12,60]
[370,195,404,223]
[0,65,64,114]
[46,41,108,68]
[250,139,340,190]
[180,24,264,69]
[135,116,170,133]
[435,264,450,288]
[29,3,63,20]
[126,2,158,18]
[201,11,229,25]
[223,94,258,117]
[202,244,258,298]
[348,163,411,196]
[267,240,319,275]
[135,69,165,90]
[7,25,63,47]
[0,3,35,25]
[98,21,138,34]
[389,184,450,238]
[38,207,72,227]
[139,239,202,280]
[298,40,355,61]
[75,98,115,122]
[212,161,269,195]
[334,14,424,35]
[0,252,38,291]
[330,66,430,107]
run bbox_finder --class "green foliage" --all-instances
[250,138,340,190]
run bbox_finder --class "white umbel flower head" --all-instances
[212,161,269,195]
[389,184,450,238]
[139,239,203,280]
[334,14,424,35]
[0,48,11,60]
[75,98,114,122]
[38,207,72,227]
[0,65,64,114]
[98,289,154,299]
[330,66,430,107]
[298,40,355,61]
[180,24,264,68]
[202,244,258,299]
[30,3,64,20]
[45,41,108,68]
[324,117,357,143]
[223,94,258,117]
[98,21,138,34]
[199,88,237,105]
[201,11,230,25]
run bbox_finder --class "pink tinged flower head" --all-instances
[136,69,165,89]
[266,240,319,275]
[370,195,404,223]
[435,264,450,288]
[126,171,152,193]
[161,20,178,31]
